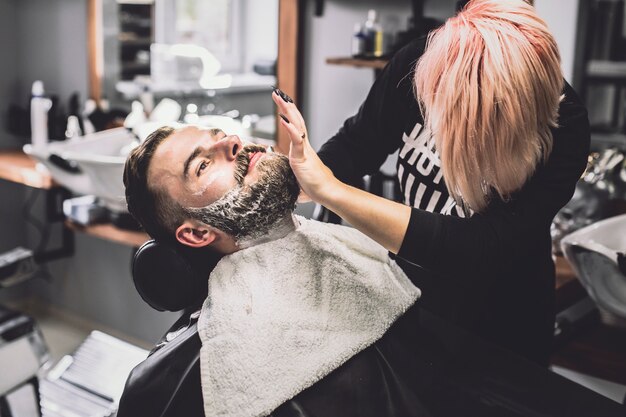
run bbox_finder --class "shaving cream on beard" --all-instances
[186,145,300,246]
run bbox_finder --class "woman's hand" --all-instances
[272,89,340,204]
[271,88,411,254]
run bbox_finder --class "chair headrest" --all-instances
[132,240,221,312]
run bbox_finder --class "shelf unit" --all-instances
[118,1,154,81]
[574,1,626,144]
[65,221,148,248]
[0,150,149,248]
[0,150,56,190]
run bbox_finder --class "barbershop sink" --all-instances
[561,214,626,327]
[23,128,138,212]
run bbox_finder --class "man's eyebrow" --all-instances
[183,146,202,179]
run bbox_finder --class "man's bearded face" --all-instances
[185,144,300,242]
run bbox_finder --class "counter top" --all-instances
[0,149,150,247]
[0,149,56,189]
[65,221,149,248]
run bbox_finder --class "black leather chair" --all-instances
[117,240,216,416]
[118,238,626,417]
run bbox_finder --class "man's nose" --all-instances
[215,135,242,161]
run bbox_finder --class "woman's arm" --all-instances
[274,82,590,275]
[315,180,412,255]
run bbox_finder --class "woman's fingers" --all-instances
[272,90,306,131]
[278,114,306,160]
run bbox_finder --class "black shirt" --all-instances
[317,37,590,365]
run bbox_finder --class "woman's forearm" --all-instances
[320,179,412,254]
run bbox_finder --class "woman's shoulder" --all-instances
[557,81,589,127]
[551,81,591,159]
[384,36,429,89]
[391,36,428,66]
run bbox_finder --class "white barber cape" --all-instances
[198,215,421,417]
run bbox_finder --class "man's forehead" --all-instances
[173,125,223,140]
[155,126,221,161]
[147,126,224,188]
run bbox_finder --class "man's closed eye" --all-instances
[197,160,210,176]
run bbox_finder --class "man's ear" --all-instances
[175,220,217,248]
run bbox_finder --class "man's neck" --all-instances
[236,213,299,250]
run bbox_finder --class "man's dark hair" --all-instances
[123,126,187,243]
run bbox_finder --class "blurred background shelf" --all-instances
[591,132,626,151]
[65,221,149,248]
[326,56,389,70]
[0,149,56,189]
[0,149,149,248]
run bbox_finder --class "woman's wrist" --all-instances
[315,176,346,210]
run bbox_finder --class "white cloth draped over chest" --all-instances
[198,215,421,417]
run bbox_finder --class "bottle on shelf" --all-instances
[351,23,366,58]
[30,81,53,149]
[363,9,384,58]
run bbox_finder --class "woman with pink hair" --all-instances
[275,0,589,365]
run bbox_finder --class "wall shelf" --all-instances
[65,221,149,248]
[591,132,626,151]
[326,57,389,70]
[0,149,56,189]
[0,149,149,248]
[554,255,586,312]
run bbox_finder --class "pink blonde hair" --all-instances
[414,0,563,212]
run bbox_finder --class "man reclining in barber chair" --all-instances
[118,125,423,417]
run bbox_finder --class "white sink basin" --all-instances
[24,128,138,213]
[561,214,626,326]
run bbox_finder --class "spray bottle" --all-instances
[30,80,53,149]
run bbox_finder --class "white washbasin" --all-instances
[561,214,626,326]
[23,128,138,213]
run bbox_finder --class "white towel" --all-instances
[198,215,421,417]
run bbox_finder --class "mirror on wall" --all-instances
[97,0,280,141]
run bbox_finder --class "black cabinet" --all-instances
[118,1,154,81]
[574,0,626,148]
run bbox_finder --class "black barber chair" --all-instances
[119,239,626,417]
[117,241,217,417]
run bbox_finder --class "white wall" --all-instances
[535,0,580,84]
[14,0,89,108]
[302,0,423,151]
[0,0,21,149]
[0,0,29,304]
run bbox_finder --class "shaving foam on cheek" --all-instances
[192,170,228,196]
